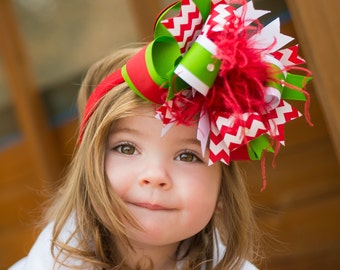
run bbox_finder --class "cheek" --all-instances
[185,183,219,212]
[189,164,221,202]
[105,156,133,198]
[179,167,221,221]
[180,185,219,234]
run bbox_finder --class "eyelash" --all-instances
[112,143,203,163]
[113,142,138,155]
[176,150,203,163]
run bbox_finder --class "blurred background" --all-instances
[0,0,339,269]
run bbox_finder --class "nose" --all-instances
[138,159,172,190]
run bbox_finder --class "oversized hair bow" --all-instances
[80,0,312,185]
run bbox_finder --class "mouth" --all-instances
[132,202,174,211]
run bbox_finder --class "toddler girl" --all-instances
[9,0,311,269]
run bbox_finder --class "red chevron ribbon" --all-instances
[271,45,306,67]
[207,99,302,164]
[162,0,204,53]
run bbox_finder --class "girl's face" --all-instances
[105,107,221,250]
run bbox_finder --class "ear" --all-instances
[215,198,223,214]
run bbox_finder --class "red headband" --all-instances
[79,69,124,142]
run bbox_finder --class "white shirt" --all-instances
[9,217,258,270]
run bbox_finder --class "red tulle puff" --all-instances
[206,14,269,116]
[164,90,205,125]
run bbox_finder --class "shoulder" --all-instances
[241,260,259,270]
[8,215,83,270]
[8,222,55,270]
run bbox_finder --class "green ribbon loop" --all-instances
[266,63,285,94]
[147,36,181,87]
[247,135,273,160]
[175,39,221,95]
[282,74,312,101]
[154,0,212,40]
[192,0,211,21]
[154,1,182,39]
[121,36,181,104]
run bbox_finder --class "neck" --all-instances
[121,241,179,270]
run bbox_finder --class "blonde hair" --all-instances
[44,45,262,269]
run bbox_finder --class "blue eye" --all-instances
[114,143,137,155]
[177,151,201,162]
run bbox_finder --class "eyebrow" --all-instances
[109,125,202,148]
[180,138,201,147]
[109,126,142,136]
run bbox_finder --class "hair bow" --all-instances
[80,0,312,185]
